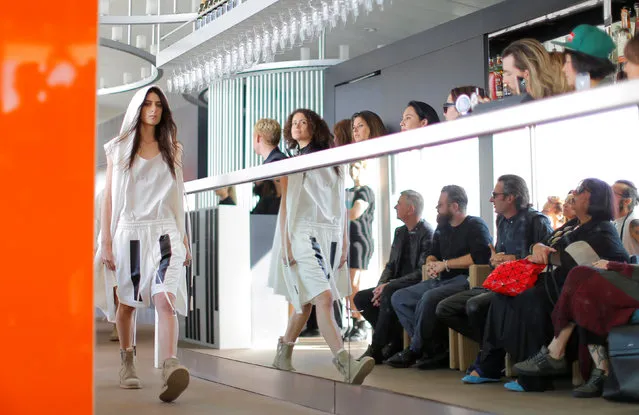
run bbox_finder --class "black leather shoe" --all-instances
[413,350,449,370]
[346,321,368,342]
[381,342,403,361]
[573,368,607,398]
[358,344,384,364]
[384,348,419,368]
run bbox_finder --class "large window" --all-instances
[533,106,639,209]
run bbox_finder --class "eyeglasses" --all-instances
[491,192,506,199]
[574,185,590,195]
[442,103,455,114]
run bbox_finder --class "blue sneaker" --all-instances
[462,374,501,384]
[504,381,525,392]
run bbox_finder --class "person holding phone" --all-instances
[473,39,568,115]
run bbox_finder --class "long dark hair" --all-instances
[351,110,387,139]
[117,87,179,178]
[283,108,333,152]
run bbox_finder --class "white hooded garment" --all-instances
[94,85,189,322]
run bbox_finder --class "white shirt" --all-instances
[121,154,179,222]
[614,210,639,256]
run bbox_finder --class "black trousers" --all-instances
[435,287,495,344]
[353,279,415,348]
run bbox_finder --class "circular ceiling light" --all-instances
[97,37,163,96]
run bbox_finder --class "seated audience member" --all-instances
[630,219,639,247]
[624,35,639,80]
[354,190,434,363]
[563,191,576,222]
[344,161,376,341]
[473,39,568,115]
[436,175,552,361]
[612,180,639,256]
[386,185,492,369]
[333,119,353,147]
[216,186,236,205]
[542,196,565,229]
[400,101,440,131]
[251,180,280,215]
[253,118,286,164]
[465,178,628,392]
[553,24,616,88]
[442,86,486,121]
[352,110,387,142]
[514,260,639,398]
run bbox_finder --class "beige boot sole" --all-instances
[119,379,141,389]
[349,357,375,385]
[159,366,190,403]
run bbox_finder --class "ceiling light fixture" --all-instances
[363,27,377,32]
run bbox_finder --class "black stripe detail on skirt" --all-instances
[310,236,331,280]
[329,242,337,269]
[130,240,142,302]
[156,234,173,284]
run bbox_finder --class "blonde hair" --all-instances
[254,118,282,147]
[503,39,567,99]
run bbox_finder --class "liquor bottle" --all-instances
[634,3,639,36]
[617,7,632,63]
[495,55,504,99]
[488,58,497,100]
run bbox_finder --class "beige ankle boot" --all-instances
[272,337,295,371]
[109,324,119,342]
[159,357,190,403]
[119,348,141,389]
[333,349,375,385]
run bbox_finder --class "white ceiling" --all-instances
[97,0,503,122]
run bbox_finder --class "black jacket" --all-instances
[378,220,434,287]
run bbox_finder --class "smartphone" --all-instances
[517,76,527,94]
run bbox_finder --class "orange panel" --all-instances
[1,2,96,414]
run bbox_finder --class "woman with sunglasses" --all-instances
[442,86,485,121]
[464,179,628,393]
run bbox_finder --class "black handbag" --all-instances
[603,324,639,402]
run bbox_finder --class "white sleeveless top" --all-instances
[121,154,179,223]
[293,168,344,230]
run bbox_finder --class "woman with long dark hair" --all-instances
[269,109,375,384]
[95,86,191,402]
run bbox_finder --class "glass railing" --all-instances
[179,80,639,392]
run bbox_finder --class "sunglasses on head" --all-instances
[574,184,590,195]
[443,103,455,114]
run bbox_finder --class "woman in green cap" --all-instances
[553,24,616,88]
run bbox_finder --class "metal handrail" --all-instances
[184,80,639,194]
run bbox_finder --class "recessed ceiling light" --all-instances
[363,27,378,32]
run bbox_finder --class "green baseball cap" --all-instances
[552,24,615,60]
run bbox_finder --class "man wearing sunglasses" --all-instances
[436,175,552,382]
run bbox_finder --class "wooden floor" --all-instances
[94,323,329,415]
[196,337,638,415]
